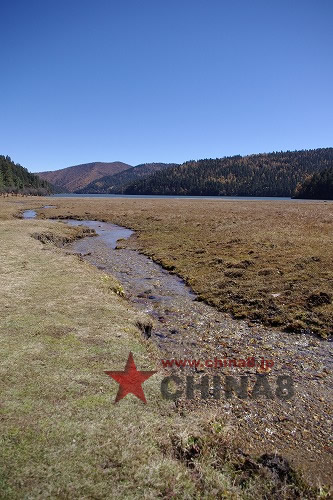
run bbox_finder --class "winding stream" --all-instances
[21,208,333,483]
[23,209,332,369]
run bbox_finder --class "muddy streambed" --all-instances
[22,210,333,483]
[51,218,333,367]
[23,210,332,369]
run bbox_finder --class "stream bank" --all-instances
[22,209,333,486]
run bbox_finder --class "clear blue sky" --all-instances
[1,0,332,172]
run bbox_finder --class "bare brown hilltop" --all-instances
[37,161,132,192]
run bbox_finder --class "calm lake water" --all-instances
[51,194,328,202]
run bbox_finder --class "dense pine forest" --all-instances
[77,163,178,194]
[0,155,53,195]
[124,148,333,197]
[294,166,333,199]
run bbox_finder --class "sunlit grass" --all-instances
[0,197,328,498]
[33,196,333,338]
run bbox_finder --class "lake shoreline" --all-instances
[51,192,333,202]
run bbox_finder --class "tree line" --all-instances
[294,166,333,199]
[0,155,53,195]
[123,148,333,197]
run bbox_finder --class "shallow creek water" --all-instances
[24,211,332,370]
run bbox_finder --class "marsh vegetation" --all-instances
[0,197,331,497]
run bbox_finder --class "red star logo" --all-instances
[105,352,157,403]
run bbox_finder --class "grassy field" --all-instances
[0,196,330,498]
[35,196,333,338]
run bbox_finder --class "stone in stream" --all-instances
[135,320,152,339]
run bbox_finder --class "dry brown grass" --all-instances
[33,196,333,338]
[0,215,176,498]
[0,196,327,498]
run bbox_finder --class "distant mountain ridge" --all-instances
[123,148,333,197]
[77,163,179,194]
[37,161,132,192]
[34,147,333,197]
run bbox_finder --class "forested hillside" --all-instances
[0,155,53,195]
[124,148,333,196]
[294,166,333,199]
[78,163,178,193]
